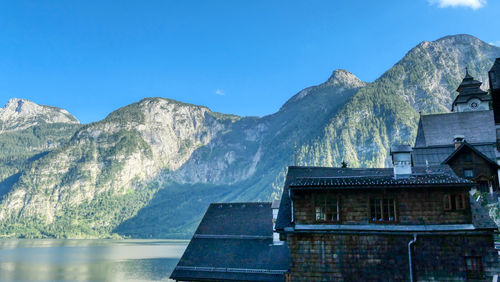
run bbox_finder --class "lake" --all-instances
[0,239,188,281]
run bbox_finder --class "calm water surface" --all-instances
[0,239,188,281]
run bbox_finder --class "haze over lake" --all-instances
[0,239,188,281]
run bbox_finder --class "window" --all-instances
[370,198,396,223]
[314,194,339,222]
[463,169,474,178]
[465,256,483,279]
[443,193,466,211]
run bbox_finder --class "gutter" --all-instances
[408,234,417,282]
[283,229,493,236]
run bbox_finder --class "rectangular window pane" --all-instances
[443,194,451,210]
[371,198,395,222]
[315,207,325,221]
[445,193,466,211]
[315,194,338,222]
[465,256,483,279]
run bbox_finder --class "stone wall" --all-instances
[287,233,498,281]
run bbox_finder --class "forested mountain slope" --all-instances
[1,34,499,238]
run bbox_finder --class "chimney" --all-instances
[454,135,465,149]
[271,199,283,245]
[390,145,412,179]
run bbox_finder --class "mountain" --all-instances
[299,34,500,168]
[1,34,499,238]
[0,98,239,237]
[0,99,81,202]
[0,98,78,133]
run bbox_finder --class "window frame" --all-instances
[443,193,466,211]
[369,197,397,224]
[463,168,474,179]
[464,256,483,279]
[313,193,340,223]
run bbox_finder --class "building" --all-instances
[451,68,491,113]
[275,147,499,281]
[172,59,500,281]
[170,202,290,281]
[413,63,500,194]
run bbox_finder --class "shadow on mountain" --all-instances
[113,182,237,239]
[0,172,20,199]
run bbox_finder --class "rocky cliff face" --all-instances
[298,34,500,169]
[1,34,500,238]
[0,98,79,133]
[0,98,238,237]
[0,99,81,199]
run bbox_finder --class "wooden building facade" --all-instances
[275,151,499,281]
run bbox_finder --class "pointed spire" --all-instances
[293,142,297,166]
[456,67,482,93]
[465,67,472,79]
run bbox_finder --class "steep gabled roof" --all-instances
[414,111,496,147]
[441,142,500,168]
[171,202,290,281]
[413,144,497,166]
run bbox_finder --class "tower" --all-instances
[451,68,491,112]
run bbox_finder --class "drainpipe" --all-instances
[408,234,417,282]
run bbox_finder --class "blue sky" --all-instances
[0,0,499,123]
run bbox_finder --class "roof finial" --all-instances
[294,142,298,166]
[466,67,469,75]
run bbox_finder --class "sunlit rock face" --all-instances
[1,34,500,238]
[0,98,238,228]
[0,98,79,132]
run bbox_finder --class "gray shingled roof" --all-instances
[414,111,496,147]
[171,202,290,281]
[290,174,473,189]
[442,142,500,168]
[413,144,497,166]
[391,144,412,153]
[276,166,497,231]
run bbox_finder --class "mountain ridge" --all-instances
[0,98,79,133]
[1,34,499,238]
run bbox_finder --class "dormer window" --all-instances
[314,194,339,223]
[370,198,396,223]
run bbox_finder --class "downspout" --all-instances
[288,189,294,223]
[408,233,417,282]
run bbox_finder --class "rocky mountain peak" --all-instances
[0,98,79,132]
[434,34,483,45]
[327,69,365,87]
